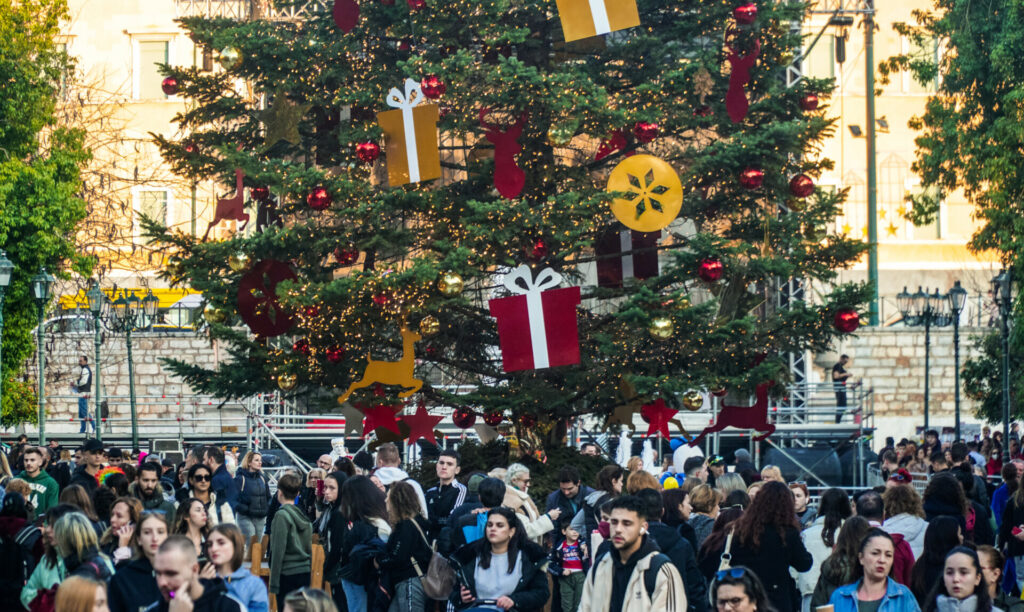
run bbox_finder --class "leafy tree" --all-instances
[0,0,93,423]
[152,0,868,444]
[880,0,1024,422]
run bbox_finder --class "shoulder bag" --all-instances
[409,518,456,600]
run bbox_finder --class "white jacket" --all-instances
[580,546,686,612]
[882,513,928,559]
[798,515,840,596]
[502,486,555,545]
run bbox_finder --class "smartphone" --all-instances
[316,479,325,496]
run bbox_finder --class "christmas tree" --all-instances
[152,0,870,446]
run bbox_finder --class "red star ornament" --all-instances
[362,403,402,436]
[641,398,678,438]
[401,403,444,446]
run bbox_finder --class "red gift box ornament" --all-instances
[488,265,582,372]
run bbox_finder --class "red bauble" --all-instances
[334,245,360,266]
[530,239,548,260]
[697,258,724,283]
[452,409,477,429]
[734,2,758,24]
[789,174,815,198]
[183,142,198,155]
[407,0,426,7]
[355,141,380,163]
[326,345,345,363]
[372,292,392,307]
[250,186,270,201]
[632,122,659,144]
[307,187,332,210]
[161,77,179,96]
[739,168,765,189]
[800,93,820,111]
[834,308,860,333]
[293,338,311,355]
[711,388,728,397]
[398,38,412,51]
[420,75,446,99]
[483,411,503,426]
[519,414,537,428]
[304,305,320,318]
[694,105,713,117]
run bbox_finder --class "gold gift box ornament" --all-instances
[555,0,641,43]
[377,78,442,187]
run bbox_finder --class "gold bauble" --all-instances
[682,390,704,411]
[203,305,226,324]
[228,252,250,272]
[648,317,674,340]
[547,124,575,146]
[276,373,297,391]
[218,47,242,70]
[419,315,441,336]
[438,272,464,297]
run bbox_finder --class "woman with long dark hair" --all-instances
[911,516,962,604]
[922,547,993,612]
[827,528,919,612]
[173,498,210,562]
[318,471,348,610]
[800,487,852,612]
[721,481,811,612]
[698,506,744,581]
[923,473,968,535]
[380,481,433,612]
[450,507,549,612]
[338,475,391,612]
[976,545,1023,612]
[812,516,872,608]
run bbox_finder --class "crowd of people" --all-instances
[0,429,1020,612]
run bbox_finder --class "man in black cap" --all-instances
[70,438,105,494]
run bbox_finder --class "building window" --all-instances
[136,189,170,241]
[134,40,169,100]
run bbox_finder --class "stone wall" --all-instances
[817,326,994,444]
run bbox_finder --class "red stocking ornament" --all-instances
[726,39,761,123]
[479,108,527,199]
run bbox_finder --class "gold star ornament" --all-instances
[260,92,311,149]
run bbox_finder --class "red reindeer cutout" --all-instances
[479,108,527,199]
[688,382,775,446]
[204,169,249,240]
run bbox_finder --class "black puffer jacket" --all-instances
[235,469,271,518]
[108,557,160,612]
[450,538,550,612]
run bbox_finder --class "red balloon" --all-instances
[834,309,860,333]
[733,2,758,25]
[698,258,724,283]
[161,77,179,96]
[800,93,820,111]
[789,174,815,198]
[334,245,360,266]
[356,141,380,163]
[739,167,764,189]
[632,122,659,144]
[293,338,311,355]
[483,412,503,427]
[421,75,446,99]
[307,187,332,210]
[452,409,476,429]
[326,345,346,363]
[250,186,270,201]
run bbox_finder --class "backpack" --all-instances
[339,538,386,586]
[0,524,41,605]
[591,549,670,600]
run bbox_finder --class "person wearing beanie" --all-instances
[734,449,755,474]
[352,451,374,474]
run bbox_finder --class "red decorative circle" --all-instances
[237,260,297,338]
[789,174,815,198]
[355,141,381,163]
[161,77,179,96]
[293,338,311,355]
[697,258,724,283]
[739,167,765,189]
[452,409,476,429]
[420,75,446,99]
[307,187,332,210]
[334,245,360,266]
[834,309,860,333]
[326,345,346,363]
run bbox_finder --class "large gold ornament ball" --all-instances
[438,272,464,297]
[547,124,575,146]
[682,390,704,411]
[204,305,227,324]
[277,373,298,391]
[228,252,250,272]
[218,47,242,70]
[648,317,674,340]
[419,315,441,336]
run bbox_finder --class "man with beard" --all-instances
[131,463,177,516]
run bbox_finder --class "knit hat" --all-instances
[734,448,751,463]
[352,450,374,472]
[467,473,486,494]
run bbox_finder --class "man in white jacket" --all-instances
[374,442,428,518]
[580,495,686,612]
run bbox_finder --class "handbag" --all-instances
[409,518,456,600]
[717,529,735,573]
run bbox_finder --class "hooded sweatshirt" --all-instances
[882,513,928,558]
[269,502,312,594]
[223,567,269,612]
[108,557,160,612]
[17,470,58,514]
[374,466,428,517]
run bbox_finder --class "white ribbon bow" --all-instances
[502,265,563,369]
[386,78,425,183]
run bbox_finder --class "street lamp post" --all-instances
[30,268,54,444]
[111,291,141,450]
[993,270,1014,464]
[948,281,968,441]
[897,285,952,432]
[0,252,14,415]
[85,284,106,441]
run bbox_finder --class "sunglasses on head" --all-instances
[716,568,746,581]
[889,472,909,482]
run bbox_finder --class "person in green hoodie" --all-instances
[18,446,58,514]
[270,471,312,600]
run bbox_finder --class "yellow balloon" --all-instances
[607,154,683,232]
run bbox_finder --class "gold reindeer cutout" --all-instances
[337,325,423,405]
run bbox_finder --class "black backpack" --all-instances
[0,524,41,605]
[590,549,670,600]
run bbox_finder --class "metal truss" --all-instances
[808,0,875,15]
[175,0,331,21]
